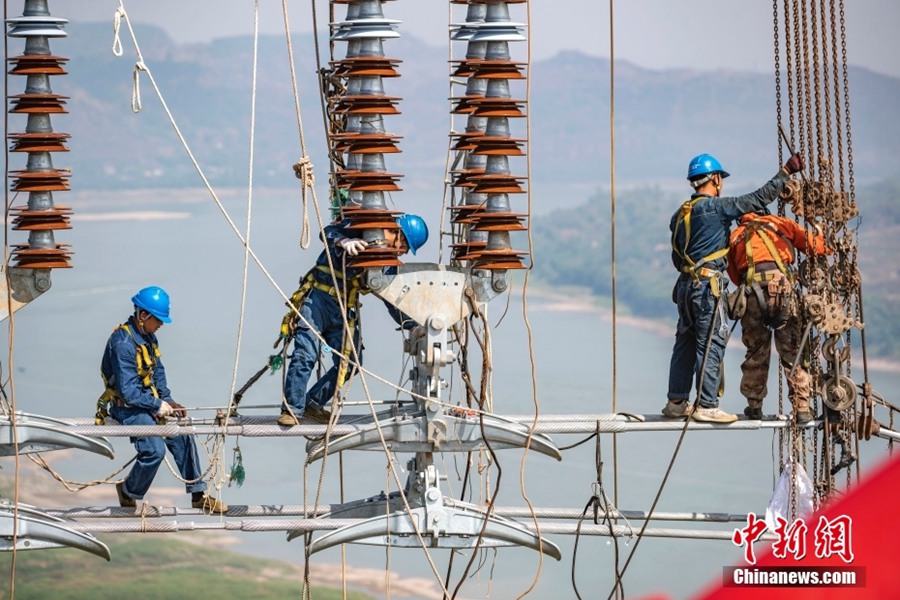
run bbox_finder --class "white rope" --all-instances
[109,5,287,308]
[107,3,434,414]
[281,0,312,250]
[217,0,262,505]
[111,7,124,57]
[105,6,493,595]
[131,62,144,113]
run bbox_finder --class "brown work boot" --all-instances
[743,398,764,420]
[305,405,333,423]
[277,412,299,427]
[115,481,136,508]
[792,399,813,425]
[661,399,693,419]
[192,494,228,515]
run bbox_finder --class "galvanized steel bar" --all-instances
[60,517,769,541]
[55,413,825,437]
[41,504,755,524]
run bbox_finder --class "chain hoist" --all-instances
[774,0,872,501]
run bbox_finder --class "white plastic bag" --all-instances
[765,460,815,531]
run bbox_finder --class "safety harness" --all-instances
[278,263,369,390]
[95,323,161,425]
[672,197,728,297]
[738,217,797,329]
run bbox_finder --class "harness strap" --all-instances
[750,271,783,282]
[673,197,729,278]
[737,217,798,330]
[742,218,796,286]
[747,278,792,328]
[682,265,721,279]
[279,264,368,391]
[279,265,367,340]
[95,324,160,424]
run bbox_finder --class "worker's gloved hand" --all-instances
[783,153,804,175]
[167,401,188,419]
[341,238,368,257]
[156,401,174,418]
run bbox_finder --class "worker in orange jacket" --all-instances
[726,210,832,424]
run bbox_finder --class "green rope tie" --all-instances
[228,446,245,488]
[268,354,284,373]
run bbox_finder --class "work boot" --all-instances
[305,405,333,423]
[792,399,813,425]
[116,481,136,508]
[661,399,693,419]
[743,399,764,421]
[277,412,299,427]
[192,494,228,515]
[691,406,738,424]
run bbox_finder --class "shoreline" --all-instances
[524,285,900,374]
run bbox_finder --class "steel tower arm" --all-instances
[290,468,560,560]
[0,503,111,560]
[0,412,114,458]
[305,409,562,461]
[0,268,52,322]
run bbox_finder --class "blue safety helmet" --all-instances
[397,214,428,255]
[131,286,172,323]
[687,153,730,182]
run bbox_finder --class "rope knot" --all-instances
[293,156,315,187]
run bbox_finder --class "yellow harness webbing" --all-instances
[95,324,161,424]
[673,197,729,279]
[742,219,795,286]
[279,264,368,390]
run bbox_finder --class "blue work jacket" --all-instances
[100,316,170,414]
[670,170,790,273]
[306,219,415,329]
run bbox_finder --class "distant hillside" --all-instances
[11,22,897,361]
[0,537,372,600]
[21,23,900,193]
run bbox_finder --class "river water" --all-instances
[4,188,897,599]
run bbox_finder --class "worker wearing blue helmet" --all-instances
[277,214,428,427]
[664,152,804,424]
[99,286,227,514]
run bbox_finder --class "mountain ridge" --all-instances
[40,23,900,193]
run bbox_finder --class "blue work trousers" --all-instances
[111,407,207,500]
[283,288,361,414]
[667,275,729,408]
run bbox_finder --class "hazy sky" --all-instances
[68,0,900,78]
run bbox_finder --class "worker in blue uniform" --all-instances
[663,152,804,423]
[278,214,428,427]
[99,286,227,514]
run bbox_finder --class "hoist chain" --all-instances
[809,0,821,175]
[776,0,864,503]
[819,0,834,190]
[840,0,855,203]
[773,0,783,166]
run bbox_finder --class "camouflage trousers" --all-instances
[739,286,812,407]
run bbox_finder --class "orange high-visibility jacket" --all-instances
[726,213,832,285]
